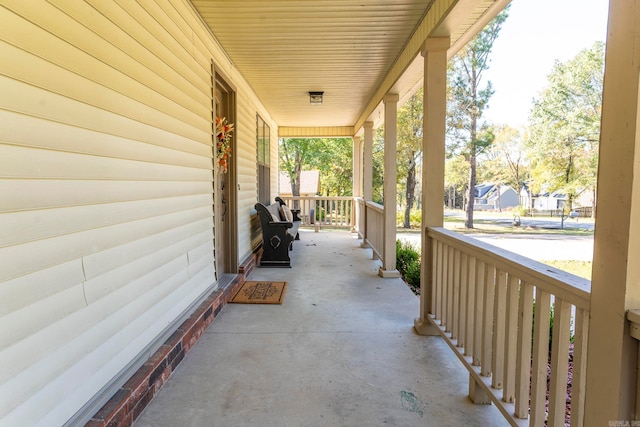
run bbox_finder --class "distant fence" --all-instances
[527,207,593,218]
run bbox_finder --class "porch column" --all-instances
[585,1,640,425]
[379,93,400,278]
[362,122,374,201]
[352,136,362,231]
[414,37,449,335]
[352,136,362,198]
[360,122,374,248]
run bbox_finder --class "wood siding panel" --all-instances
[0,260,85,317]
[0,144,210,182]
[0,0,273,423]
[0,0,216,424]
[0,179,211,213]
[0,110,211,169]
[0,79,211,158]
[0,195,212,248]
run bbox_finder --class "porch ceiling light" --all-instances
[309,91,324,105]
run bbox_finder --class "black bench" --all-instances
[254,200,301,267]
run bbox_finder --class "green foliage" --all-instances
[477,125,529,193]
[371,127,385,204]
[513,205,528,217]
[404,261,421,294]
[279,138,353,197]
[397,92,424,228]
[526,42,604,201]
[532,301,575,351]
[396,240,421,294]
[396,208,422,228]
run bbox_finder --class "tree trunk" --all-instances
[465,154,476,228]
[465,106,478,228]
[291,152,302,209]
[404,156,416,228]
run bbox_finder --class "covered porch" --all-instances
[2,0,640,426]
[133,229,509,426]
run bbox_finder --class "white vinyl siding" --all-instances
[0,0,276,424]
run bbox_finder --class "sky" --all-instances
[482,0,610,128]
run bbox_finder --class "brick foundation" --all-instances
[86,248,261,427]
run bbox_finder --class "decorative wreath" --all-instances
[215,116,234,173]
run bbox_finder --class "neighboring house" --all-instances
[279,170,320,196]
[473,183,519,211]
[533,192,568,211]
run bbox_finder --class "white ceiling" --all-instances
[190,0,507,134]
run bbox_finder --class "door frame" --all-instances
[212,63,238,276]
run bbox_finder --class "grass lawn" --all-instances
[442,217,594,237]
[540,260,592,280]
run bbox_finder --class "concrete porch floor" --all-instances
[134,229,509,427]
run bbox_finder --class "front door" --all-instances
[213,71,238,278]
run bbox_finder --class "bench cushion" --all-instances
[266,202,282,222]
[280,205,294,222]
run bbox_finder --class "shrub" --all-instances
[396,240,419,276]
[396,239,421,295]
[404,261,421,294]
[396,208,422,228]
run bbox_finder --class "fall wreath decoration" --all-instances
[215,116,234,173]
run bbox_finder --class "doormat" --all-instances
[230,281,288,304]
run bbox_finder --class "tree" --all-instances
[397,91,423,228]
[478,125,528,199]
[447,9,508,228]
[371,127,385,204]
[279,138,353,199]
[280,138,320,199]
[445,155,469,209]
[527,42,604,217]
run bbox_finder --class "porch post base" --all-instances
[360,241,370,248]
[378,267,400,278]
[468,374,491,405]
[413,317,439,336]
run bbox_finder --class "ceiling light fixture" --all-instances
[309,91,324,105]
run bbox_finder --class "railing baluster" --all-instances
[465,256,476,358]
[482,264,495,377]
[492,269,507,389]
[437,240,444,324]
[430,237,438,317]
[548,298,571,427]
[458,252,468,349]
[473,260,485,367]
[452,249,460,342]
[515,281,534,418]
[503,275,520,403]
[441,242,449,330]
[531,289,551,427]
[571,308,589,427]
[444,245,452,332]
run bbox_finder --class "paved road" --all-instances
[398,232,594,262]
[393,212,595,261]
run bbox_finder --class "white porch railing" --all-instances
[425,227,591,427]
[363,201,384,260]
[277,196,354,228]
